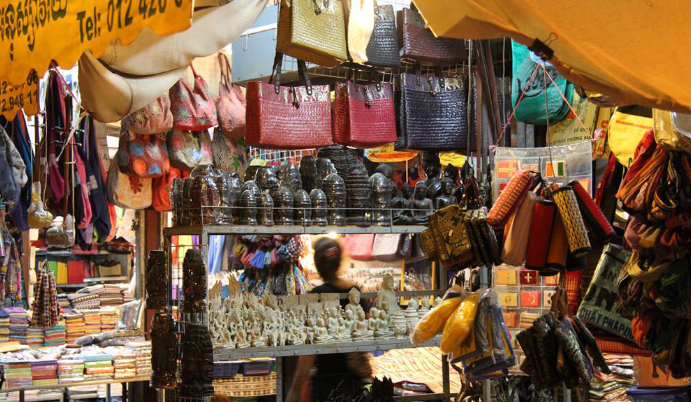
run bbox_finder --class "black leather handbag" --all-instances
[365,2,400,68]
[399,71,468,151]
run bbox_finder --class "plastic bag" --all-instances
[441,292,479,353]
[411,293,463,345]
[27,182,53,228]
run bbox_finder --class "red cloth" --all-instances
[67,260,85,284]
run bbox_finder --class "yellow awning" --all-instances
[414,0,691,113]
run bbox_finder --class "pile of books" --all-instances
[31,360,58,386]
[113,351,137,379]
[57,359,85,384]
[128,341,152,377]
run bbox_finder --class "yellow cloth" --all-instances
[413,0,691,113]
[57,262,68,285]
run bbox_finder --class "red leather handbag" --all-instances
[169,64,218,131]
[246,53,332,150]
[333,80,397,148]
[117,130,170,178]
[216,52,246,140]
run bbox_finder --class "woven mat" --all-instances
[371,347,462,394]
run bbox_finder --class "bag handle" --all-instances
[269,53,314,96]
[218,52,232,91]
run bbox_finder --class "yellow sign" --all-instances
[0,0,193,87]
[548,92,599,147]
[0,70,39,120]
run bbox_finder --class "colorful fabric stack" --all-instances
[0,309,10,343]
[57,359,85,384]
[100,307,118,332]
[99,285,125,307]
[57,295,71,310]
[8,308,28,344]
[26,327,44,346]
[68,293,100,310]
[31,360,58,386]
[82,354,114,381]
[64,312,85,343]
[113,351,137,379]
[82,310,102,336]
[128,341,152,376]
[44,321,66,347]
[2,361,32,388]
[589,354,635,402]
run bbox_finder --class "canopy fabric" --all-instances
[413,0,691,113]
[80,0,268,122]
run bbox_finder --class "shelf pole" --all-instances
[442,356,450,402]
[276,356,284,402]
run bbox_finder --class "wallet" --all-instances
[543,274,560,286]
[496,268,518,285]
[498,292,518,308]
[520,291,540,307]
[544,290,556,308]
[519,269,539,285]
[503,311,518,328]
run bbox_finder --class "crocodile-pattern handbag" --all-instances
[365,2,400,68]
[399,72,468,151]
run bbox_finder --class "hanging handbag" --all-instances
[399,71,468,151]
[117,130,170,178]
[365,1,400,68]
[169,64,218,131]
[397,6,466,65]
[371,233,403,262]
[276,0,347,67]
[333,80,397,148]
[121,93,174,135]
[511,41,574,126]
[106,152,153,210]
[343,234,375,261]
[345,0,375,64]
[246,53,333,150]
[487,170,534,229]
[153,167,185,212]
[212,127,248,177]
[501,192,536,267]
[167,130,213,171]
[216,52,247,140]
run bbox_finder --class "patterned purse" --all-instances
[371,234,403,262]
[487,170,534,229]
[333,81,397,148]
[106,152,152,210]
[117,130,170,178]
[553,186,592,258]
[216,53,246,139]
[429,205,473,268]
[170,64,218,131]
[122,94,173,135]
[167,130,213,171]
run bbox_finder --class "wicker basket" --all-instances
[213,373,276,398]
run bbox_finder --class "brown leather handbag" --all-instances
[246,53,333,150]
[333,80,397,148]
[397,6,466,65]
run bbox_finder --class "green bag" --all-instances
[511,41,574,125]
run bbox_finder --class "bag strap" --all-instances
[297,60,313,96]
[269,52,284,94]
[189,63,200,78]
[218,52,232,91]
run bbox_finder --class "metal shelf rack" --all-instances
[162,223,452,402]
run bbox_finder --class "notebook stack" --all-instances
[68,293,100,310]
[128,341,152,376]
[0,309,10,343]
[2,361,32,388]
[99,285,125,307]
[26,327,44,347]
[82,310,102,336]
[57,359,85,384]
[8,308,28,344]
[82,354,114,381]
[64,312,85,343]
[31,360,58,386]
[113,351,137,379]
[44,321,66,347]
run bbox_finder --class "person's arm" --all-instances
[286,354,316,402]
